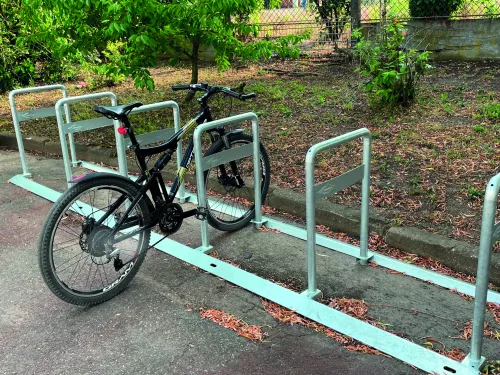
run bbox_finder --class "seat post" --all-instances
[121,115,147,172]
[121,116,139,146]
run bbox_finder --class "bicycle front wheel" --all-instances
[204,132,270,231]
[38,176,151,306]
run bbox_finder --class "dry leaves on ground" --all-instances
[199,308,267,341]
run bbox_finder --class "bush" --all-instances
[353,20,432,107]
[0,22,34,92]
[409,0,465,18]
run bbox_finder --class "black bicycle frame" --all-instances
[106,105,222,243]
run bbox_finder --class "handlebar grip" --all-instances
[171,84,191,91]
[241,93,256,100]
[220,88,240,99]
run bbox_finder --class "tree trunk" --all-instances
[190,36,200,84]
[350,0,361,47]
[350,0,361,30]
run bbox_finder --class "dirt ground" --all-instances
[1,58,499,247]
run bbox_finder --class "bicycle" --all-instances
[38,82,271,306]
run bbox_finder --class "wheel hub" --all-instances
[86,226,113,257]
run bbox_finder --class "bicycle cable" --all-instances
[227,96,233,118]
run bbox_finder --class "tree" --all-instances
[0,0,74,92]
[22,0,307,88]
[409,0,465,18]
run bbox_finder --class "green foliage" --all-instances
[472,124,486,133]
[84,42,127,89]
[480,101,500,120]
[481,360,500,374]
[353,20,431,107]
[277,104,292,117]
[481,0,500,18]
[466,184,483,199]
[23,0,307,88]
[409,0,465,18]
[439,92,454,115]
[309,0,351,47]
[0,0,76,92]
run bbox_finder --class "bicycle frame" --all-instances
[84,83,255,249]
[103,104,235,244]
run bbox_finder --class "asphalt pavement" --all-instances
[1,149,498,375]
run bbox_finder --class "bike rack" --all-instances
[304,128,372,299]
[193,112,265,253]
[464,172,500,369]
[7,87,500,374]
[55,96,187,201]
[54,92,128,186]
[9,86,186,202]
[9,84,74,178]
[190,124,500,305]
[155,125,498,374]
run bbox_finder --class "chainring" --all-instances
[159,203,183,235]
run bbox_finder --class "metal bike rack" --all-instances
[186,127,496,373]
[7,85,500,374]
[193,112,265,253]
[57,97,187,200]
[162,126,499,374]
[9,86,187,202]
[9,84,74,178]
[187,124,499,302]
[54,92,128,186]
[463,172,500,369]
[304,128,372,299]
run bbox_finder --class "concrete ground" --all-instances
[0,149,498,375]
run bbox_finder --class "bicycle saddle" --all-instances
[94,101,143,119]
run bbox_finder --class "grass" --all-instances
[1,59,499,244]
[480,101,500,120]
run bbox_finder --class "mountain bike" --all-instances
[38,82,271,306]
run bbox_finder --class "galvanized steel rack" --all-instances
[7,86,500,374]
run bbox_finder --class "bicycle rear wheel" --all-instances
[38,176,151,306]
[203,132,270,231]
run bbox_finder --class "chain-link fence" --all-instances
[361,0,500,21]
[250,0,500,56]
[252,2,353,55]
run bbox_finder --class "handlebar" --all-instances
[171,82,256,102]
[241,93,256,100]
[171,84,191,91]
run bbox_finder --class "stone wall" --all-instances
[405,18,500,61]
[361,18,500,61]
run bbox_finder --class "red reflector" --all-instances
[117,126,127,135]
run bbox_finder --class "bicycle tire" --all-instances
[38,176,151,306]
[203,132,270,231]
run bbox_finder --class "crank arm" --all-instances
[169,208,202,222]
